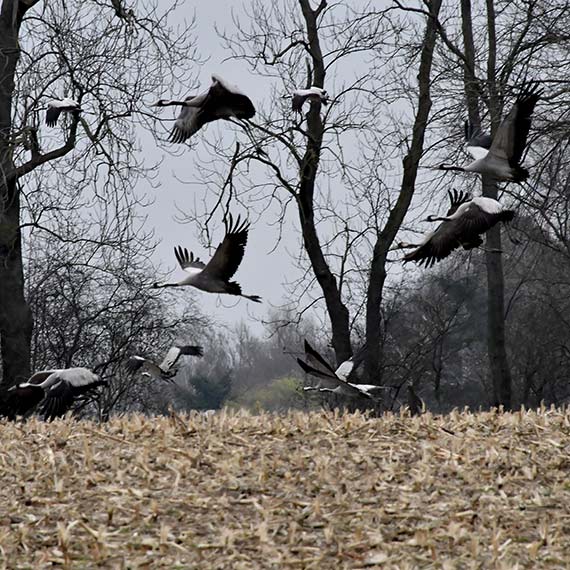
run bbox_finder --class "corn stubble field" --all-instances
[1,409,570,569]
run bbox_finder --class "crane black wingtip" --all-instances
[296,358,313,375]
[168,127,186,144]
[226,213,250,235]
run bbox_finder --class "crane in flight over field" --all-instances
[431,82,542,183]
[153,214,262,303]
[151,74,256,143]
[7,367,106,420]
[396,190,515,268]
[297,340,385,400]
[126,344,204,381]
[45,98,82,127]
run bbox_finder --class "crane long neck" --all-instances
[159,99,192,107]
[440,165,466,173]
[18,375,59,390]
[39,375,62,389]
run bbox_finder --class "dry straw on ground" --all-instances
[1,407,570,569]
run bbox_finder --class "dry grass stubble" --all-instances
[0,407,570,569]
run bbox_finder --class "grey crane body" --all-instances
[126,345,203,381]
[434,82,542,182]
[400,190,515,268]
[297,340,383,400]
[153,214,261,302]
[45,98,82,127]
[152,74,255,143]
[291,86,329,113]
[7,367,106,420]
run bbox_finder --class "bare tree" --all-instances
[177,0,443,396]
[421,0,570,408]
[23,224,208,419]
[0,0,198,406]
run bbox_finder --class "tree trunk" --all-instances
[460,0,482,126]
[0,2,35,404]
[297,0,352,363]
[363,0,442,383]
[460,0,512,409]
[483,0,512,409]
[482,177,512,409]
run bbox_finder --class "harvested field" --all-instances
[1,408,570,569]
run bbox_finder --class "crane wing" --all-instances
[297,358,337,382]
[509,82,542,164]
[45,107,62,127]
[39,379,74,420]
[446,189,471,216]
[169,106,203,143]
[159,345,203,373]
[174,246,206,275]
[158,347,182,373]
[488,82,541,164]
[126,356,163,379]
[41,374,105,420]
[403,225,464,268]
[202,215,250,281]
[298,359,374,399]
[177,345,204,357]
[303,339,338,375]
[168,92,210,143]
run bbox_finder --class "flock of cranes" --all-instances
[399,81,541,266]
[14,74,541,419]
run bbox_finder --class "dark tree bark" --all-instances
[461,0,481,126]
[483,0,512,409]
[459,0,512,409]
[0,1,38,405]
[363,0,442,383]
[296,0,352,364]
[0,0,79,406]
[482,178,512,409]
